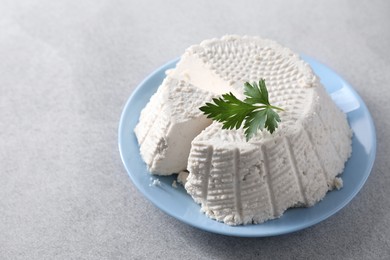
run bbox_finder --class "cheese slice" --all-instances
[134,77,215,175]
[135,35,352,225]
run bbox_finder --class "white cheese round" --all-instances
[135,35,352,225]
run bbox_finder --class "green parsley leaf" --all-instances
[199,79,283,141]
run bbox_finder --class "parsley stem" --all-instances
[254,105,284,111]
[269,105,284,111]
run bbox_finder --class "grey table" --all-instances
[1,0,389,259]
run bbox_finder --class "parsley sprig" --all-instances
[199,79,284,141]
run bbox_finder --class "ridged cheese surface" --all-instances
[135,35,352,225]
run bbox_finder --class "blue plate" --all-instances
[118,55,376,237]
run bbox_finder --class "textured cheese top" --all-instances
[171,36,318,138]
[135,35,352,225]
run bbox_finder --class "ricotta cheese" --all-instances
[135,35,352,225]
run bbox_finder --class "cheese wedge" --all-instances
[134,77,215,175]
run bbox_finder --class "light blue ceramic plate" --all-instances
[118,55,376,237]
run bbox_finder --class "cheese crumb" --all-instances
[177,170,189,185]
[149,178,161,187]
[334,177,343,190]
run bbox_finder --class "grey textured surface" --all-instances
[1,0,389,259]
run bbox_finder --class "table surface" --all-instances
[1,1,389,259]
